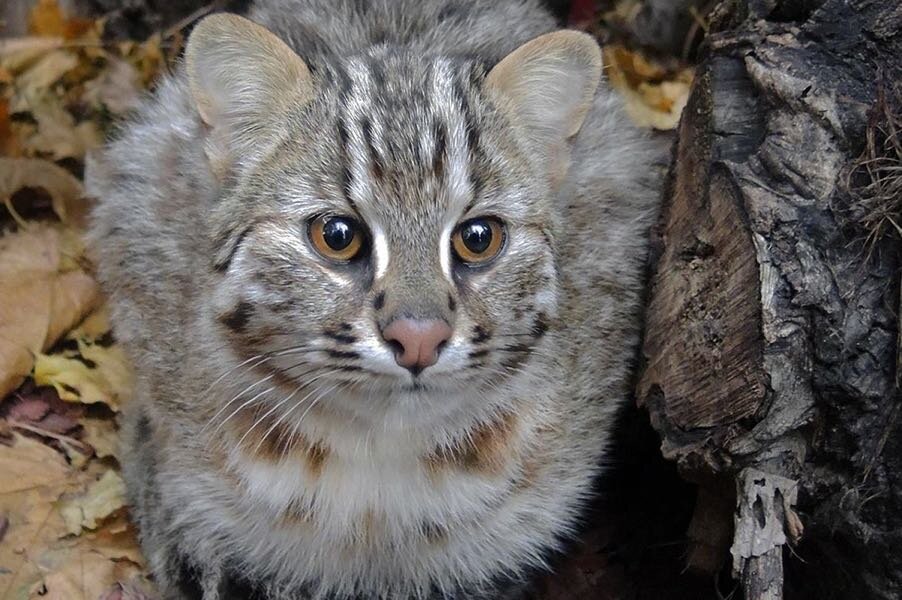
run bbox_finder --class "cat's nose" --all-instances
[381,318,452,375]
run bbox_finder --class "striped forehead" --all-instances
[335,54,477,225]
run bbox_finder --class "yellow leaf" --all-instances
[34,345,130,411]
[58,470,127,535]
[80,416,120,460]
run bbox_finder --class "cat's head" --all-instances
[187,14,601,423]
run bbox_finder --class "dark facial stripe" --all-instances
[324,330,357,344]
[373,291,385,310]
[451,65,487,201]
[360,116,384,181]
[335,117,357,211]
[432,119,448,180]
[452,66,482,164]
[213,225,252,272]
[531,312,550,339]
[327,349,360,360]
[219,301,253,333]
[471,326,491,344]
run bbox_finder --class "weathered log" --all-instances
[638,0,902,598]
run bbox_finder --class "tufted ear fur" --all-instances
[485,31,602,180]
[184,14,315,173]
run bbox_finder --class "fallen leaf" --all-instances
[0,433,79,596]
[0,157,85,223]
[34,336,132,411]
[0,225,99,398]
[58,470,127,535]
[28,0,93,40]
[36,549,141,600]
[0,38,66,74]
[80,416,119,459]
[14,50,78,96]
[603,45,693,130]
[0,431,71,493]
[18,94,103,160]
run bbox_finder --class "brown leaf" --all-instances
[28,0,93,40]
[0,157,85,224]
[0,225,100,398]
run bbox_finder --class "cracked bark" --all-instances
[637,1,902,598]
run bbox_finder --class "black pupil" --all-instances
[461,220,493,254]
[322,218,355,251]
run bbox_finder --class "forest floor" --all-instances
[0,1,708,598]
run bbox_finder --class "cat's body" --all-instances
[86,1,663,598]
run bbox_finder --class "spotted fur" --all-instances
[86,1,664,598]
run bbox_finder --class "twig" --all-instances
[8,418,90,452]
[162,2,217,39]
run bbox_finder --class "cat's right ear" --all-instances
[185,14,315,171]
[485,31,601,183]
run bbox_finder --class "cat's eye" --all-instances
[309,215,363,261]
[452,218,505,265]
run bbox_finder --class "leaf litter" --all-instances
[0,1,178,598]
[0,2,693,599]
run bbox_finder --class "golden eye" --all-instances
[309,215,363,261]
[452,217,505,265]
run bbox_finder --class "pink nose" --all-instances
[382,319,452,374]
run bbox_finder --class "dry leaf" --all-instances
[0,433,79,597]
[28,0,93,40]
[0,157,85,222]
[34,343,131,411]
[603,45,693,130]
[36,549,142,600]
[14,50,78,96]
[19,94,104,160]
[0,38,66,74]
[58,470,127,535]
[80,416,120,459]
[0,225,99,398]
[36,308,134,412]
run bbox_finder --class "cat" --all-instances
[86,0,663,598]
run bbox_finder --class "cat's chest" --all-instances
[218,412,529,550]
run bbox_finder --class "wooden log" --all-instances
[637,0,902,597]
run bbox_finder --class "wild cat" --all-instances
[86,0,662,598]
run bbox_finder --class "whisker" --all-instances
[201,372,276,434]
[211,383,278,437]
[245,368,340,452]
[278,377,346,459]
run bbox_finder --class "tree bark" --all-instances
[637,0,902,598]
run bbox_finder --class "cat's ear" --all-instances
[184,14,314,170]
[485,30,601,156]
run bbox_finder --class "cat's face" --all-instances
[187,15,600,424]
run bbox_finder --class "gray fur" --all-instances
[86,1,664,598]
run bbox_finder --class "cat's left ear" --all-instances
[185,14,315,172]
[485,30,602,159]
